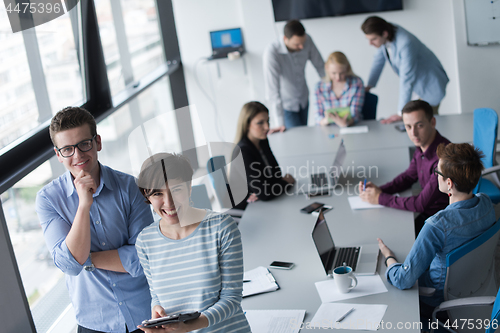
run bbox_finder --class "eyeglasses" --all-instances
[433,167,445,178]
[56,135,96,158]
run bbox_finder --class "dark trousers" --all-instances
[77,325,141,333]
[284,103,309,128]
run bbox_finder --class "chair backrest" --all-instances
[207,156,235,208]
[361,92,378,120]
[444,219,500,333]
[190,184,212,210]
[473,108,499,195]
[474,108,498,169]
[487,287,500,333]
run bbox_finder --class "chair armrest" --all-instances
[482,165,500,176]
[419,286,436,297]
[432,296,496,321]
[225,208,244,218]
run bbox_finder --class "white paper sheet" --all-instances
[310,303,388,331]
[348,196,384,210]
[244,309,306,333]
[315,275,388,303]
[340,126,369,134]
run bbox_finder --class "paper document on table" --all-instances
[339,126,369,134]
[348,196,384,210]
[315,275,388,303]
[245,309,306,333]
[243,266,279,297]
[310,303,387,331]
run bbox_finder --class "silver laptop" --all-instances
[304,139,347,191]
[312,210,379,276]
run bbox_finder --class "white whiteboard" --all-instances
[464,0,500,45]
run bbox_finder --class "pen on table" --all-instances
[363,179,367,192]
[336,307,355,323]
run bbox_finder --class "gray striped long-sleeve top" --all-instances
[135,211,250,332]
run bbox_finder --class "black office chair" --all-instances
[361,92,378,120]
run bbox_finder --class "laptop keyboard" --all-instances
[311,173,328,187]
[334,247,360,271]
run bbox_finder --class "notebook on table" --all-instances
[242,266,279,297]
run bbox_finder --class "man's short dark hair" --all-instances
[49,107,97,146]
[437,143,484,194]
[284,20,305,39]
[402,100,434,121]
[361,16,396,41]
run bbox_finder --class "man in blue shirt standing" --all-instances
[361,16,449,124]
[36,107,153,333]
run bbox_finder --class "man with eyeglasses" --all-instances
[36,107,153,333]
[358,100,450,235]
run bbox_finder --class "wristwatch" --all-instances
[84,253,95,272]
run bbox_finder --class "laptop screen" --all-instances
[210,28,243,50]
[312,211,336,274]
[330,139,346,180]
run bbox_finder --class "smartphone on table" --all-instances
[300,202,324,214]
[269,261,295,270]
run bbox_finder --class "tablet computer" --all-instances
[326,107,351,123]
[139,312,200,328]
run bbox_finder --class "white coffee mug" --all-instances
[333,266,358,293]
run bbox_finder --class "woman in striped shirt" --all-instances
[315,51,365,127]
[135,153,250,333]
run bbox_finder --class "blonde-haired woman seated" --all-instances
[315,51,365,127]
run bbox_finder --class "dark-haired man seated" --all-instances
[36,107,153,333]
[359,100,450,235]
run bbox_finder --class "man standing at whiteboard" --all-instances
[361,16,449,124]
[263,19,325,132]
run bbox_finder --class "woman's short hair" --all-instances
[436,143,485,194]
[50,106,97,146]
[361,16,396,41]
[325,51,355,78]
[234,101,269,144]
[137,152,194,203]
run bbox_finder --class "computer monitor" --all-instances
[209,28,245,59]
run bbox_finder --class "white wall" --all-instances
[172,0,498,144]
[172,0,250,145]
[452,0,500,114]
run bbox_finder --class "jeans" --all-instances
[77,325,140,333]
[284,103,308,128]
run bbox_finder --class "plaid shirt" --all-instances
[314,76,365,125]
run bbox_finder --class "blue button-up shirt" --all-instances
[36,164,154,332]
[385,193,495,306]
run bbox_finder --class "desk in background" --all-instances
[240,148,421,332]
[268,114,479,158]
